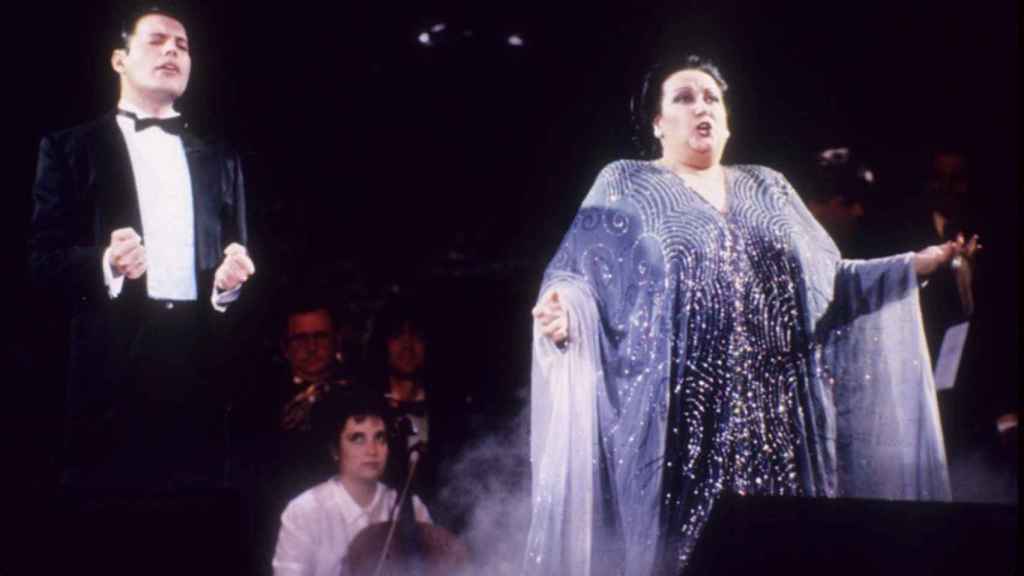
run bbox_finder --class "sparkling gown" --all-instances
[525,161,950,576]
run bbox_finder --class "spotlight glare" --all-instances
[417,32,432,46]
[430,22,447,33]
[507,34,525,47]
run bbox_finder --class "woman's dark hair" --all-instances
[314,387,394,459]
[630,55,729,158]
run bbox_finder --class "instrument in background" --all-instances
[344,520,470,576]
[345,448,470,575]
[282,375,352,432]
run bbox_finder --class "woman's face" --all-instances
[338,416,389,484]
[653,69,729,168]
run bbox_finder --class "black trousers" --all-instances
[76,299,230,496]
[53,301,246,573]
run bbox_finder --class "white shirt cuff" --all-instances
[102,246,125,299]
[211,283,242,313]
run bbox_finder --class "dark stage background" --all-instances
[7,0,1018,546]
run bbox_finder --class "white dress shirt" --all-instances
[103,100,240,310]
[272,478,432,576]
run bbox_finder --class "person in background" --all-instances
[233,299,358,575]
[272,390,431,576]
[364,300,437,502]
[804,146,874,258]
[281,304,356,432]
[915,151,980,359]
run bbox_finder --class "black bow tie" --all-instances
[117,110,188,135]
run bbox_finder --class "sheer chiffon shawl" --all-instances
[525,280,607,576]
[525,161,950,575]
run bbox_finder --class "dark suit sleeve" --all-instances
[29,134,105,302]
[224,150,248,249]
[209,149,251,322]
[208,150,253,366]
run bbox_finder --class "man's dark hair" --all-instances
[630,55,729,158]
[803,147,874,205]
[117,3,190,51]
[278,290,338,338]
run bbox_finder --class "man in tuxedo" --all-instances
[30,6,256,496]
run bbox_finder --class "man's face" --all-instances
[927,153,969,216]
[387,322,425,378]
[338,416,388,484]
[816,196,865,239]
[285,310,335,380]
[113,14,192,104]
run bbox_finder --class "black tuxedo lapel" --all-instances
[183,132,221,276]
[91,113,149,302]
[93,112,144,242]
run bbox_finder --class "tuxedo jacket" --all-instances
[29,111,249,457]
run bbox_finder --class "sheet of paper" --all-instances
[934,321,969,391]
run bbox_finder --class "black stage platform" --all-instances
[39,490,1017,575]
[688,494,1017,576]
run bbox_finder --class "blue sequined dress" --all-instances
[525,161,950,576]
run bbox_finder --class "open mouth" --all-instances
[157,63,180,74]
[696,121,712,136]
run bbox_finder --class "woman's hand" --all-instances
[913,233,981,277]
[532,289,570,346]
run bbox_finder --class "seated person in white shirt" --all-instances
[272,391,431,576]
